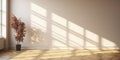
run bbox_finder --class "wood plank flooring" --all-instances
[0,49,120,60]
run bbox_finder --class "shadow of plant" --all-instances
[29,27,45,44]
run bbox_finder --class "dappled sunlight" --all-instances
[29,27,44,44]
[52,25,67,38]
[51,13,85,49]
[31,14,47,32]
[52,25,67,48]
[31,3,47,17]
[69,33,84,48]
[51,13,68,48]
[10,50,43,60]
[50,12,118,49]
[30,2,47,45]
[40,53,72,59]
[85,30,99,43]
[51,40,68,49]
[29,2,118,50]
[52,13,67,27]
[85,30,99,49]
[9,50,120,60]
[30,14,46,44]
[68,21,84,36]
[9,50,92,60]
[68,21,84,49]
[102,37,117,49]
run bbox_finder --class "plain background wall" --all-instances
[10,0,120,50]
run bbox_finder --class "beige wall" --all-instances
[0,0,1,37]
[10,0,120,50]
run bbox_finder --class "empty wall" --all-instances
[10,0,120,50]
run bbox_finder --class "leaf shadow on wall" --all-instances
[29,27,44,45]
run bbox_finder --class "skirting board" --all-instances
[0,39,4,49]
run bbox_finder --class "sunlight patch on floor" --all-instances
[8,50,120,60]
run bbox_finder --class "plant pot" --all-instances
[16,44,21,51]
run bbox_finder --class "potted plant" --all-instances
[11,15,26,51]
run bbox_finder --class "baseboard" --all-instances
[0,39,4,50]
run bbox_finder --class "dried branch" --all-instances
[11,15,26,44]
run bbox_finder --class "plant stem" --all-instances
[17,40,19,44]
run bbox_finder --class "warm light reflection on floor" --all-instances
[6,49,120,60]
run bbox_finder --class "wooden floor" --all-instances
[0,49,120,60]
